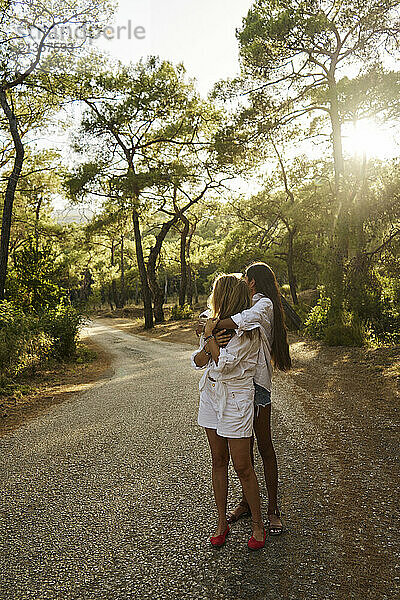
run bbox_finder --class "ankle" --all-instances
[251,519,265,537]
[252,519,264,529]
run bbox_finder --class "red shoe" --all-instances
[210,526,230,547]
[248,528,266,550]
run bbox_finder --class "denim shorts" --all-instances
[254,383,271,408]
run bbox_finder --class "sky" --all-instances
[53,0,399,214]
[53,0,254,214]
[92,0,399,158]
[95,0,253,95]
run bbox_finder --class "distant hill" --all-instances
[53,207,94,224]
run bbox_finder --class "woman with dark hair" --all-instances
[192,274,266,549]
[215,262,291,535]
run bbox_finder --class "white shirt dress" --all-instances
[191,330,260,438]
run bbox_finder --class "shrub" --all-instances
[303,287,331,339]
[8,240,67,312]
[280,284,291,297]
[41,304,84,359]
[0,301,52,383]
[324,323,366,347]
[170,304,194,320]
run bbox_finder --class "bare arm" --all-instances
[194,344,212,367]
[194,318,221,366]
[217,317,238,330]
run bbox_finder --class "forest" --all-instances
[1,0,400,386]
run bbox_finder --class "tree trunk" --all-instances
[110,240,120,309]
[164,273,168,304]
[187,267,193,306]
[287,229,298,305]
[147,216,179,323]
[179,214,190,306]
[120,234,126,308]
[134,279,139,304]
[0,89,25,300]
[34,194,43,253]
[327,76,344,200]
[111,279,119,308]
[194,272,199,304]
[327,75,347,318]
[107,286,115,311]
[186,222,196,306]
[281,295,302,330]
[132,209,153,329]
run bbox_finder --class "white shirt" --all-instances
[231,293,274,392]
[191,330,260,418]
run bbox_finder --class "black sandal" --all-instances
[267,508,283,536]
[227,500,251,524]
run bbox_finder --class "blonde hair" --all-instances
[209,274,251,320]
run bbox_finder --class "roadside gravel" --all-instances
[0,321,398,600]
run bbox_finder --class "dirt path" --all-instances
[0,331,112,437]
[1,320,398,599]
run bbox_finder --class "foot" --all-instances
[248,521,266,550]
[267,508,283,535]
[251,520,265,542]
[227,500,250,524]
[213,520,229,537]
[210,523,229,547]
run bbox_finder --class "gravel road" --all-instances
[0,321,398,600]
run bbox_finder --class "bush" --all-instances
[324,323,366,347]
[0,301,52,383]
[303,288,368,347]
[41,304,84,359]
[170,304,194,320]
[8,240,67,312]
[303,287,331,339]
[280,284,291,297]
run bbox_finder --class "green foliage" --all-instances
[303,287,331,340]
[170,304,194,320]
[8,240,67,312]
[41,304,84,359]
[0,300,84,385]
[0,301,52,383]
[304,288,368,346]
[324,322,367,347]
[371,273,400,344]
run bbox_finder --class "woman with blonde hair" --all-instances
[216,262,291,535]
[192,274,266,550]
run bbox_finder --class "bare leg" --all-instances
[205,428,230,536]
[254,405,282,530]
[226,435,254,522]
[229,405,282,530]
[228,437,264,540]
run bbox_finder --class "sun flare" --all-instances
[343,119,398,160]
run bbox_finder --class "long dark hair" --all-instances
[245,262,291,371]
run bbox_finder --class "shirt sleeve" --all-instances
[231,297,273,336]
[212,335,254,375]
[191,335,210,370]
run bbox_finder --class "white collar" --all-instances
[252,292,265,305]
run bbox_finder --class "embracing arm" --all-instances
[217,317,238,330]
[218,297,273,333]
